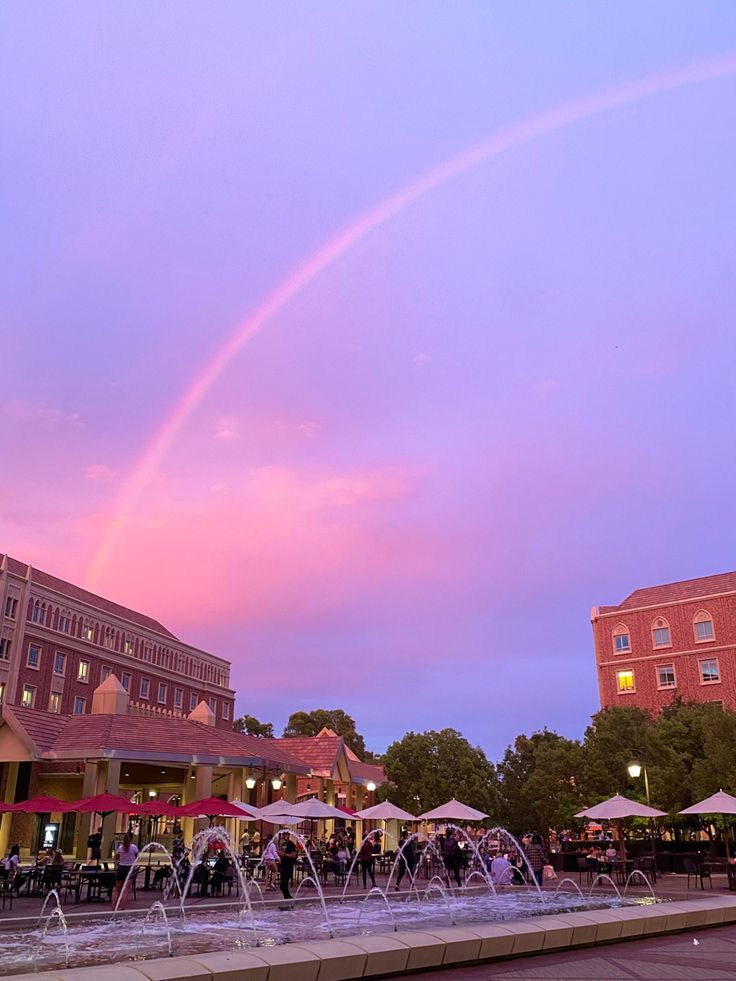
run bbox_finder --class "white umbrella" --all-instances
[355,801,418,821]
[287,798,355,820]
[261,814,304,827]
[419,799,488,822]
[575,794,666,820]
[679,790,736,815]
[229,800,262,820]
[258,800,297,817]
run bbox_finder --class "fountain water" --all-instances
[259,828,334,938]
[141,901,173,958]
[462,870,494,894]
[112,841,180,918]
[244,878,266,907]
[623,870,656,899]
[33,906,70,970]
[443,823,497,893]
[477,827,545,899]
[422,876,456,925]
[340,829,396,900]
[588,873,622,899]
[355,887,398,932]
[553,878,586,900]
[36,889,63,928]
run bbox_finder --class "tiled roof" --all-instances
[605,571,736,613]
[271,736,343,777]
[4,707,309,772]
[348,758,386,786]
[0,553,178,639]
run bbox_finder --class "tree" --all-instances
[283,709,367,760]
[233,714,274,738]
[498,730,584,835]
[380,728,501,817]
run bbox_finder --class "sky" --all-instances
[2,1,736,760]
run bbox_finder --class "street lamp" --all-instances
[628,753,656,863]
[366,782,376,793]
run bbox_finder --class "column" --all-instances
[284,773,297,805]
[100,760,121,859]
[193,765,212,834]
[181,767,196,844]
[75,761,99,859]
[325,779,335,806]
[0,763,19,859]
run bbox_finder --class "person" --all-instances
[604,843,617,870]
[442,830,462,887]
[490,853,513,886]
[171,830,185,865]
[111,833,139,909]
[210,850,230,895]
[357,836,376,889]
[2,845,21,891]
[523,833,548,888]
[87,830,102,863]
[262,834,280,891]
[279,833,297,900]
[395,834,417,890]
[250,829,261,856]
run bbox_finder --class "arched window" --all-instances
[612,624,631,654]
[693,610,715,643]
[651,617,671,648]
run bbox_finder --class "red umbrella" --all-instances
[180,796,253,823]
[136,800,182,818]
[70,793,142,816]
[10,796,75,814]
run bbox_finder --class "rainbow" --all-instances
[86,52,736,588]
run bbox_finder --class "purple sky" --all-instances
[2,2,736,758]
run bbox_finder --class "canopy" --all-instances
[575,794,666,820]
[260,814,304,826]
[180,796,258,820]
[419,799,488,822]
[135,800,182,817]
[287,798,355,820]
[229,800,263,820]
[258,799,297,817]
[10,796,74,814]
[71,793,140,815]
[679,790,736,815]
[355,801,418,821]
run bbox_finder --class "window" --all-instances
[21,685,35,708]
[4,596,17,619]
[694,611,714,643]
[73,696,86,715]
[49,693,62,714]
[657,664,676,689]
[174,688,183,709]
[123,639,134,655]
[140,677,150,699]
[0,682,4,704]
[0,637,10,660]
[83,623,94,642]
[652,618,671,648]
[121,672,131,692]
[103,628,115,650]
[54,652,66,675]
[221,701,230,720]
[157,682,167,704]
[101,665,111,682]
[616,670,635,693]
[190,692,198,710]
[700,658,720,684]
[78,659,89,683]
[208,697,217,714]
[612,624,631,654]
[58,613,71,633]
[27,644,41,669]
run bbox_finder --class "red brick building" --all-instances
[592,571,736,714]
[0,553,235,726]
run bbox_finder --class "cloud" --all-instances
[297,420,320,439]
[213,415,241,442]
[3,399,83,430]
[84,464,117,481]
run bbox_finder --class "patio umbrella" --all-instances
[355,801,418,821]
[135,800,182,817]
[71,793,142,817]
[287,798,355,820]
[575,794,666,820]
[419,799,488,822]
[180,796,257,824]
[679,790,736,857]
[9,796,74,814]
[229,800,263,820]
[257,800,296,817]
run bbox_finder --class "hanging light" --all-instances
[245,776,256,790]
[367,782,376,792]
[148,790,157,798]
[271,778,283,791]
[627,759,642,779]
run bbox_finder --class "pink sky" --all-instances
[2,1,736,756]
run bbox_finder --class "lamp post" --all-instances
[628,754,656,866]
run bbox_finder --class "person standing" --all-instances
[111,833,139,909]
[523,833,548,887]
[262,835,280,891]
[395,834,417,890]
[442,830,462,887]
[357,836,376,888]
[279,833,297,899]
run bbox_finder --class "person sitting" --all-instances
[210,851,230,895]
[490,853,513,886]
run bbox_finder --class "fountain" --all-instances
[141,901,173,958]
[588,873,622,899]
[355,887,398,932]
[553,878,586,899]
[623,869,656,899]
[32,906,70,971]
[341,829,397,900]
[422,876,456,925]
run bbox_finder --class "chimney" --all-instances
[91,674,129,715]
[188,700,215,726]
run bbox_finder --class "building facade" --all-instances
[0,553,235,727]
[592,571,736,714]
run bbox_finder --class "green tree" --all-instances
[380,728,501,817]
[233,714,274,738]
[283,708,367,760]
[498,730,585,835]
[579,706,656,803]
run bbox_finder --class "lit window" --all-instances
[140,677,150,699]
[73,696,86,715]
[616,670,635,693]
[78,660,89,683]
[101,665,111,682]
[4,596,18,619]
[657,664,676,689]
[124,640,134,655]
[222,701,230,720]
[612,625,631,654]
[54,652,66,675]
[83,623,94,642]
[700,659,720,684]
[157,682,167,704]
[0,637,11,660]
[174,688,183,709]
[0,682,5,704]
[190,692,198,710]
[27,644,41,669]
[652,619,671,647]
[121,672,131,692]
[49,693,62,714]
[694,612,714,642]
[21,685,35,708]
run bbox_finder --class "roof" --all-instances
[348,758,386,787]
[599,571,736,614]
[3,706,310,772]
[0,553,178,639]
[271,735,343,777]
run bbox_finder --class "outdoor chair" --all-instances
[332,860,347,886]
[636,855,657,884]
[684,858,711,890]
[0,873,13,911]
[575,856,592,884]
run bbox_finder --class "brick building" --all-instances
[592,571,736,714]
[0,553,235,726]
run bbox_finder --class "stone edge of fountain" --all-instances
[7,894,736,981]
